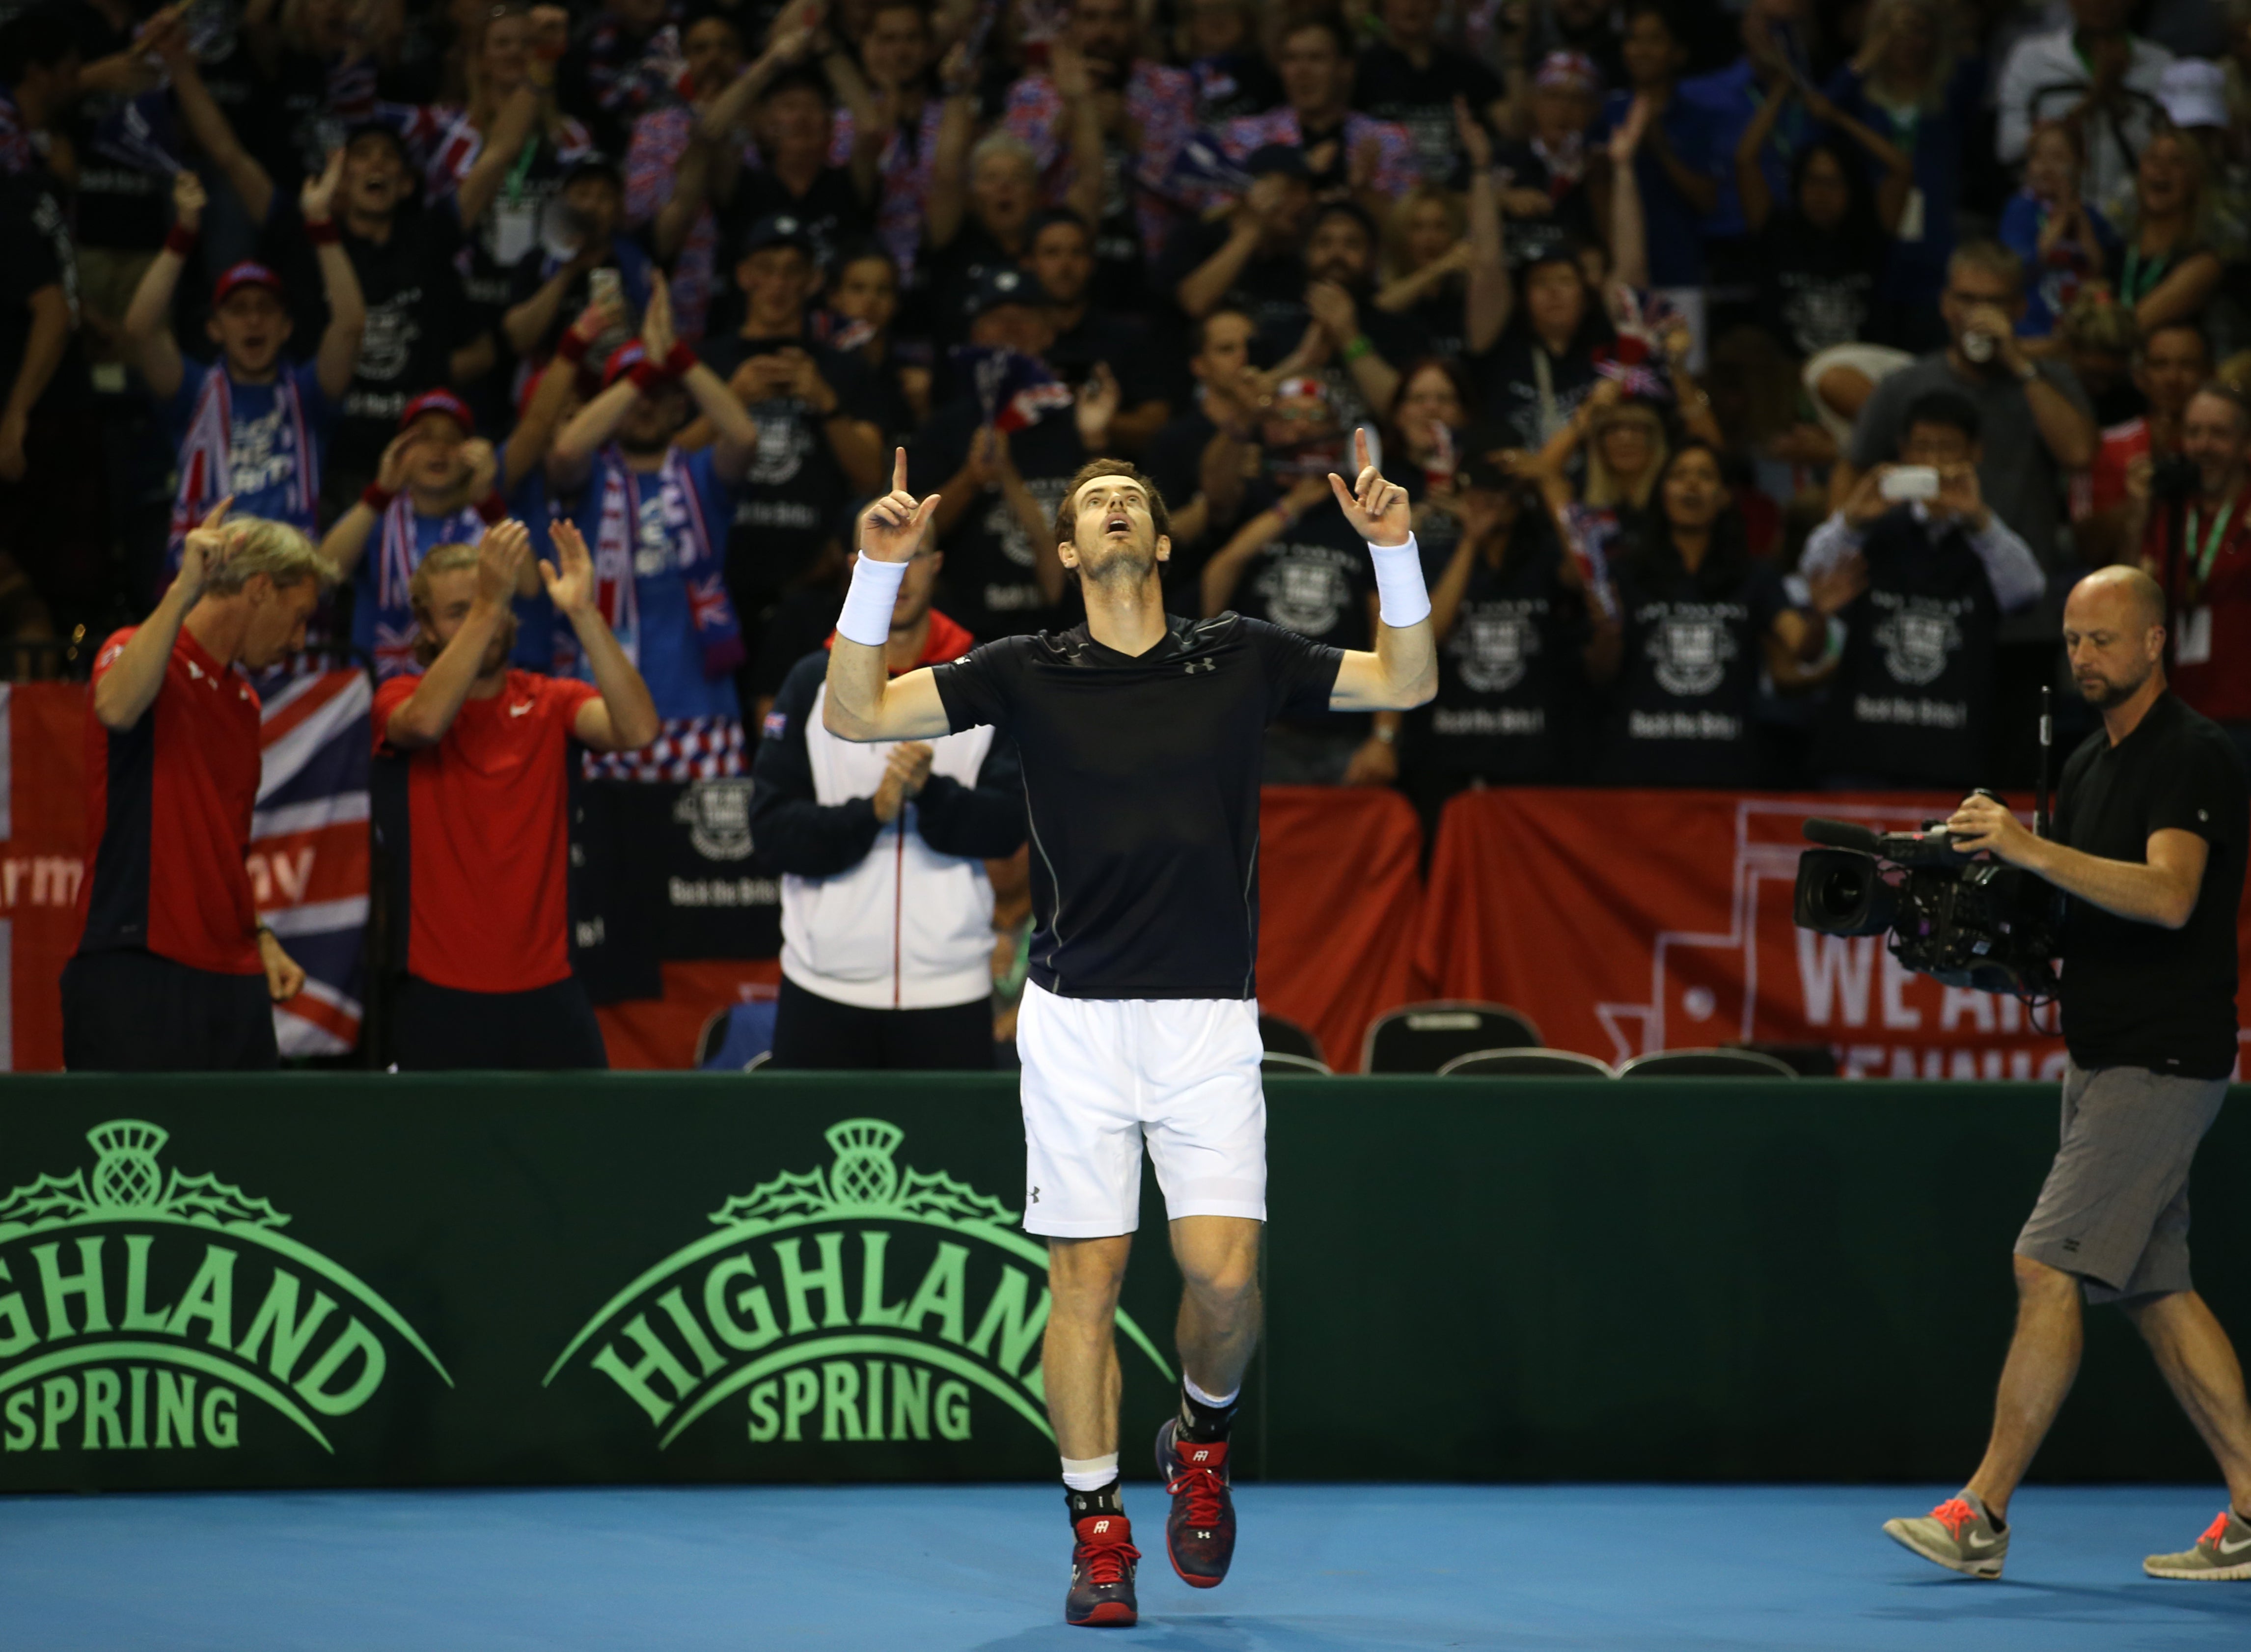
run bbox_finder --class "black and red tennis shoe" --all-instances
[1065,1512,1140,1627]
[1154,1415,1236,1587]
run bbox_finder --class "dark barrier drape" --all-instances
[1,1074,2244,1491]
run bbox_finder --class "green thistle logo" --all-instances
[0,1120,286,1238]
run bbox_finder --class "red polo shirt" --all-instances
[76,625,264,975]
[374,669,600,992]
[2144,486,2251,724]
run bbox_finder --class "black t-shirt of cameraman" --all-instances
[1882,565,2251,1584]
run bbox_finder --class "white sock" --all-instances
[1182,1375,1239,1410]
[1060,1453,1120,1492]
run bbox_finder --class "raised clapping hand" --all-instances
[1327,427,1411,547]
[172,167,207,235]
[541,518,599,618]
[301,147,344,224]
[459,436,499,499]
[177,496,240,600]
[639,275,677,365]
[857,447,940,563]
[476,517,532,606]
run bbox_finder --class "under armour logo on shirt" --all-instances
[1183,659,1215,674]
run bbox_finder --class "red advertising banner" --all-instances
[1257,786,1425,1073]
[1417,788,2251,1078]
[0,684,88,1072]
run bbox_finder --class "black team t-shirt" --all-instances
[698,332,882,598]
[909,398,1088,641]
[931,612,1343,997]
[1417,526,1582,782]
[260,196,469,488]
[1596,538,1784,786]
[2055,691,2249,1079]
[1225,487,1374,730]
[1353,44,1502,186]
[1813,510,2002,788]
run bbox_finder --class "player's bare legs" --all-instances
[1171,1216,1263,1401]
[1045,1235,1133,1460]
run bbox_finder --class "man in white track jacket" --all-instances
[749,541,1026,1066]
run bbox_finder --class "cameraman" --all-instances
[1884,566,2251,1584]
[1801,390,2046,789]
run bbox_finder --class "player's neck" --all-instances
[183,593,250,669]
[466,666,508,699]
[1081,571,1171,657]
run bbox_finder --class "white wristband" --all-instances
[838,553,910,646]
[1369,533,1430,629]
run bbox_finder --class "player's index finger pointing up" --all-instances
[1354,425,1371,473]
[893,446,908,495]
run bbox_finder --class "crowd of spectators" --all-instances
[9,0,2251,834]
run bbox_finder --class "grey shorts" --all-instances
[2015,1059,2228,1303]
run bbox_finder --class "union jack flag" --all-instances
[373,620,421,681]
[251,669,373,1056]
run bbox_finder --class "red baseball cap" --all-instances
[398,388,475,434]
[602,340,648,388]
[213,262,284,306]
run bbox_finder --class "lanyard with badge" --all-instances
[2176,495,2235,665]
[490,135,543,266]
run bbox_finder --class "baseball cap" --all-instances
[961,264,1051,323]
[740,212,816,258]
[398,387,475,434]
[1534,50,1601,95]
[602,340,650,387]
[2160,59,2228,131]
[1243,143,1311,181]
[213,262,284,305]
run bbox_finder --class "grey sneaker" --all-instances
[1883,1491,2007,1579]
[2145,1509,2251,1580]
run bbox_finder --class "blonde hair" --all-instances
[1583,401,1668,511]
[2058,281,2139,356]
[2134,123,2215,252]
[1862,0,1962,112]
[203,517,336,596]
[1387,184,1464,280]
[407,542,513,668]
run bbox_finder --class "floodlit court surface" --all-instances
[5,1483,2250,1650]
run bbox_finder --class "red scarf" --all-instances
[824,608,975,674]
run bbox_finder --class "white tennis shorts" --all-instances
[1015,979,1267,1238]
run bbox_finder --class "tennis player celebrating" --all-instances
[825,436,1435,1627]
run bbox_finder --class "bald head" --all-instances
[2063,565,2166,711]
[2069,565,2166,633]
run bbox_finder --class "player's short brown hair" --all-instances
[1052,459,1172,551]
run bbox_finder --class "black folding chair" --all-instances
[1260,1051,1333,1076]
[1361,1001,1542,1074]
[1258,1012,1324,1064]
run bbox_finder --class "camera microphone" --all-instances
[1802,818,1884,853]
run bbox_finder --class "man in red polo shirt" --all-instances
[2140,382,2251,770]
[64,501,333,1070]
[373,515,659,1069]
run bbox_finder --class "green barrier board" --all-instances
[0,1074,2242,1491]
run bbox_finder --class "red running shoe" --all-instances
[1065,1513,1140,1627]
[1155,1415,1236,1587]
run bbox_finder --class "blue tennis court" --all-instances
[6,1483,2249,1650]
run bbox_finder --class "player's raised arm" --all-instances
[824,447,956,742]
[1325,429,1439,712]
